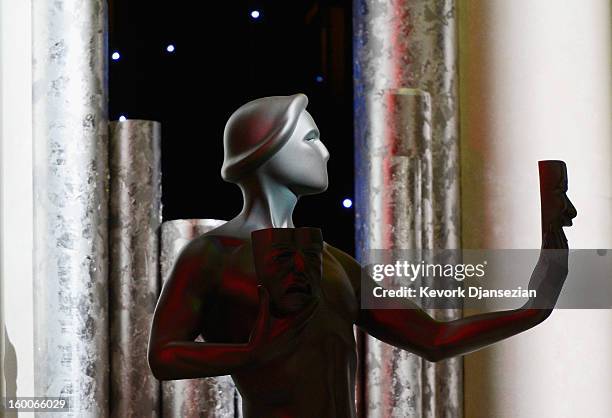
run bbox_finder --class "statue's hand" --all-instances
[542,223,569,268]
[542,223,569,250]
[527,227,570,310]
[246,286,319,366]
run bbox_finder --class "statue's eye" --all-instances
[304,130,319,142]
[273,251,294,261]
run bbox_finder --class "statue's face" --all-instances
[261,110,330,195]
[540,162,577,229]
[555,173,577,227]
[252,228,323,317]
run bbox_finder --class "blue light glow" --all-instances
[166,44,175,53]
[250,10,261,19]
[112,51,121,61]
[342,198,353,208]
[316,75,324,83]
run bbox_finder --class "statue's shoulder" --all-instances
[322,243,362,320]
[168,233,248,290]
[186,232,248,260]
[323,242,359,270]
[323,242,361,290]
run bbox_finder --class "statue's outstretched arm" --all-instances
[148,240,317,380]
[327,230,568,363]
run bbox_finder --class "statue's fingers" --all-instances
[542,223,554,249]
[250,286,270,345]
[558,228,568,249]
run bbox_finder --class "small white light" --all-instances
[118,115,127,122]
[166,44,175,53]
[112,51,120,61]
[342,198,353,208]
[250,10,260,19]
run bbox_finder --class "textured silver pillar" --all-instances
[354,1,462,417]
[32,0,109,415]
[358,90,434,417]
[109,121,162,417]
[353,0,460,259]
[160,219,240,418]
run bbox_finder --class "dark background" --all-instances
[109,0,355,254]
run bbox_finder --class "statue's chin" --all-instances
[294,182,328,196]
[274,293,315,316]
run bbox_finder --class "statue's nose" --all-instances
[293,252,305,272]
[317,140,330,162]
[565,197,577,219]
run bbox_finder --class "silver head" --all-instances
[222,93,329,195]
[213,94,329,238]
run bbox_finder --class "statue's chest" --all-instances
[200,244,358,343]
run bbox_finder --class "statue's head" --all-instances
[221,94,329,195]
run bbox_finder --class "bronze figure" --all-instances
[148,94,576,418]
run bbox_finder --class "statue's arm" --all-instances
[147,239,253,380]
[327,242,568,363]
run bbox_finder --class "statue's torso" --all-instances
[197,235,359,418]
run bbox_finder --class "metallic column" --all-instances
[32,0,109,415]
[354,1,462,416]
[359,89,434,417]
[109,121,162,417]
[160,219,239,418]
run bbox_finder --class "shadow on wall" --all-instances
[3,326,17,417]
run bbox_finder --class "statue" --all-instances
[148,94,576,418]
